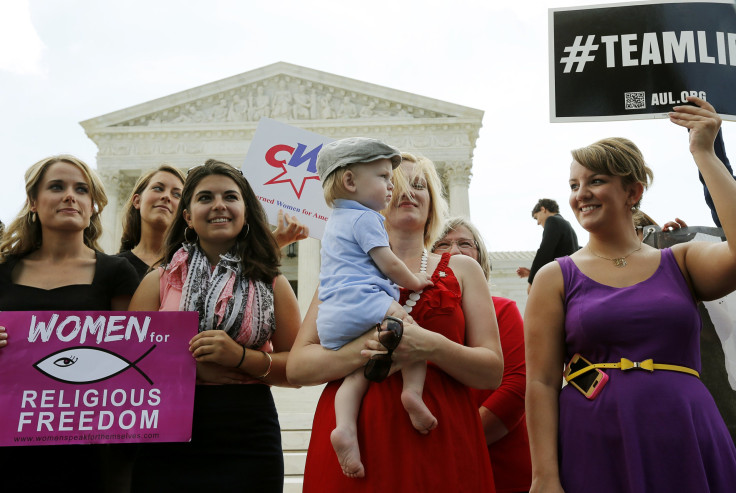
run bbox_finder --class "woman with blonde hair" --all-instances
[288,152,503,491]
[0,154,138,308]
[0,154,139,491]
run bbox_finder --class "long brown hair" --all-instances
[0,155,107,261]
[161,159,280,283]
[119,164,185,252]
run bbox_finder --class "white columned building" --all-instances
[80,62,490,306]
[79,62,534,491]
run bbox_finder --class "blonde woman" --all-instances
[288,153,503,491]
[0,155,139,492]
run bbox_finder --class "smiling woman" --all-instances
[525,99,736,493]
[128,158,301,492]
[117,165,185,281]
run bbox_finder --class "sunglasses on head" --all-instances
[364,316,404,382]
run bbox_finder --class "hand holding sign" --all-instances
[669,97,723,155]
[273,209,309,248]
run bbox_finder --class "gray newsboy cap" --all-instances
[317,137,402,181]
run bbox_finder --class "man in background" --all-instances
[517,198,579,293]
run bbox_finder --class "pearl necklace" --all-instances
[587,242,642,268]
[403,249,428,314]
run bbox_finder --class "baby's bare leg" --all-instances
[400,361,438,434]
[332,369,369,478]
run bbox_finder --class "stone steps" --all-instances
[272,385,324,493]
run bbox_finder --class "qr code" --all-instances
[624,92,646,110]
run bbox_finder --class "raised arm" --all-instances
[525,262,566,493]
[669,98,736,300]
[698,128,734,227]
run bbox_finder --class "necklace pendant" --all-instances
[613,257,627,268]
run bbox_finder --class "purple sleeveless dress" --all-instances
[557,249,736,493]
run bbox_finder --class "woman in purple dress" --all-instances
[526,98,736,493]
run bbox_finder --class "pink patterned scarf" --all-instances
[166,243,275,349]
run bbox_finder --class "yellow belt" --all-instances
[565,358,700,382]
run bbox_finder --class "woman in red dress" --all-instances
[287,153,504,492]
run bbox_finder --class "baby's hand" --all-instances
[411,272,433,291]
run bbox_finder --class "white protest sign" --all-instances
[242,118,335,239]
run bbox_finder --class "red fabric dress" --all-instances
[470,297,532,493]
[303,253,495,492]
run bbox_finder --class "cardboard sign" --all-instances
[0,311,197,446]
[549,0,736,122]
[242,118,335,239]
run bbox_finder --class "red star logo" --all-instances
[264,163,320,199]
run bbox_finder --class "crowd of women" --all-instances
[0,97,735,492]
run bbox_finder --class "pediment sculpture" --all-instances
[112,76,455,128]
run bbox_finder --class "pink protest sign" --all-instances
[0,311,197,446]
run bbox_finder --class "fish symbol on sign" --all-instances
[32,345,156,385]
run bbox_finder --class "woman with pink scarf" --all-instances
[128,159,300,492]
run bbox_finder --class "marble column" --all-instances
[444,161,472,218]
[98,170,122,254]
[297,237,321,316]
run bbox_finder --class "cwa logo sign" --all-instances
[550,1,736,122]
[242,118,335,239]
[263,142,322,199]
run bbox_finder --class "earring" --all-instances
[29,212,36,223]
[184,226,199,243]
[239,223,250,239]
